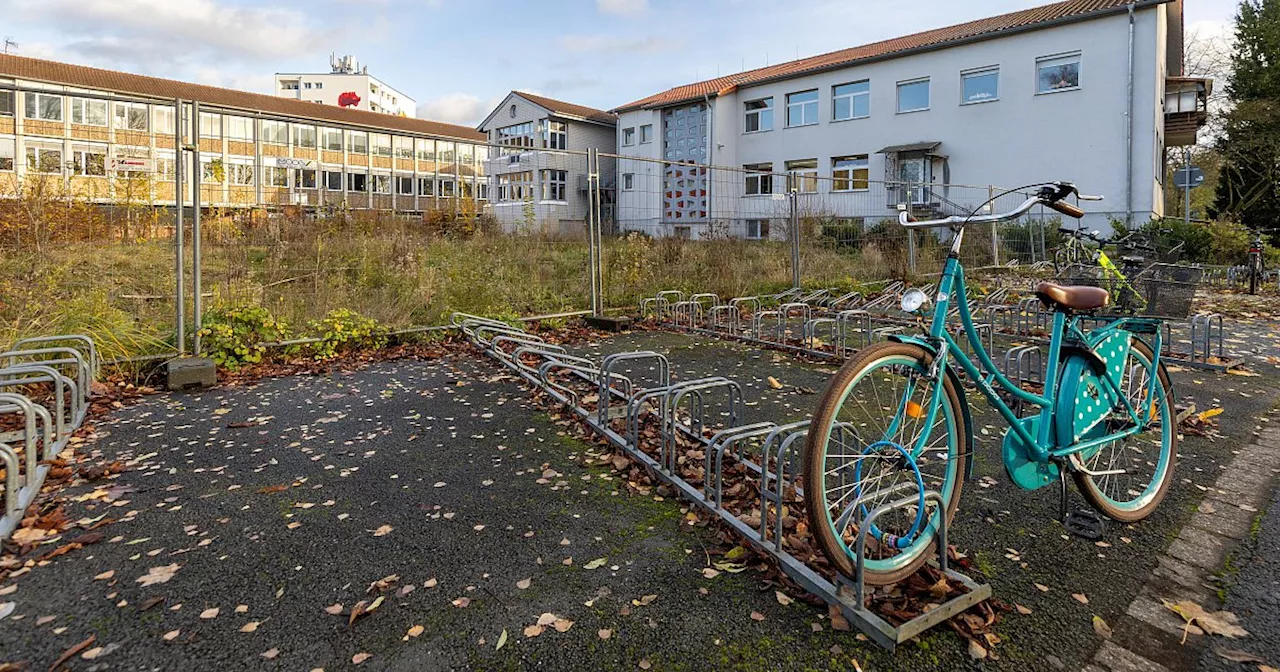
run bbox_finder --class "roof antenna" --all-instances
[2,38,18,55]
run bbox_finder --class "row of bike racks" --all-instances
[0,334,99,542]
[452,312,991,651]
[643,282,1230,378]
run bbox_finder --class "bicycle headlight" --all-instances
[901,288,929,313]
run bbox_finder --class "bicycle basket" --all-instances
[1055,263,1201,318]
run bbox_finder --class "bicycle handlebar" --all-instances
[898,182,1103,230]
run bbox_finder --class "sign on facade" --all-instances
[269,157,317,170]
[1173,166,1204,189]
[110,157,152,172]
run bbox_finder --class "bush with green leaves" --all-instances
[306,308,388,361]
[199,304,291,370]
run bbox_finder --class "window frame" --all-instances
[114,102,149,131]
[541,168,567,202]
[621,127,636,146]
[960,66,1000,105]
[621,173,634,190]
[1036,52,1082,95]
[225,116,254,142]
[831,81,870,122]
[323,170,343,191]
[785,90,819,128]
[896,78,931,114]
[70,97,109,127]
[24,92,63,122]
[831,155,870,192]
[198,112,222,139]
[639,124,653,144]
[0,90,13,118]
[71,145,108,176]
[26,144,64,173]
[261,120,289,145]
[293,124,318,149]
[743,162,773,196]
[543,120,567,150]
[0,137,14,171]
[347,130,369,154]
[745,219,770,241]
[784,159,818,194]
[743,97,773,133]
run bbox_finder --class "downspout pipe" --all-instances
[1126,2,1135,226]
[703,92,715,236]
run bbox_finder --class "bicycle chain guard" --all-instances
[1002,416,1060,490]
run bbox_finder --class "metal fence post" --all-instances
[908,229,917,276]
[788,183,800,288]
[174,98,186,355]
[988,185,1000,267]
[192,101,203,354]
[587,148,603,317]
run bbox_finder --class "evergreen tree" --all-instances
[1212,0,1280,232]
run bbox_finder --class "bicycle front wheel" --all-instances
[804,342,967,585]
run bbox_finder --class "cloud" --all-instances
[416,93,500,126]
[557,35,676,54]
[6,0,330,62]
[596,0,647,17]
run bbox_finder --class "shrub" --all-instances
[305,308,387,361]
[199,304,291,370]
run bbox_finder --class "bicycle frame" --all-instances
[908,253,1164,467]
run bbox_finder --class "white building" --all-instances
[611,0,1209,238]
[478,91,617,236]
[275,55,416,117]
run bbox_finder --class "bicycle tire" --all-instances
[804,342,967,585]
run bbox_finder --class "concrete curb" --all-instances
[1087,428,1280,671]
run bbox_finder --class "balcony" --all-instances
[1165,77,1212,147]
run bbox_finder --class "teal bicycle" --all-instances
[804,183,1177,584]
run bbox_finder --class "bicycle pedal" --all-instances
[1064,510,1105,540]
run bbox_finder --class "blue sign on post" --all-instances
[1173,166,1205,189]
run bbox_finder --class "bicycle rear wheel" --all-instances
[804,342,967,585]
[1072,339,1177,522]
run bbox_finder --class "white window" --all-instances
[304,82,312,90]
[622,127,635,146]
[622,173,634,190]
[497,171,534,201]
[229,163,254,185]
[262,120,289,145]
[225,116,254,141]
[896,78,930,113]
[0,91,13,117]
[832,81,869,121]
[832,155,870,191]
[315,82,323,90]
[324,170,343,190]
[744,98,773,132]
[24,92,63,121]
[438,177,456,198]
[0,138,14,171]
[322,127,343,151]
[114,102,148,131]
[25,143,63,173]
[785,159,818,193]
[199,112,222,138]
[497,121,536,152]
[786,90,819,127]
[281,80,299,90]
[294,124,318,148]
[70,98,108,126]
[296,169,317,189]
[542,169,567,201]
[639,124,653,144]
[394,136,414,159]
[1037,53,1081,94]
[543,120,567,150]
[153,107,176,136]
[416,138,435,160]
[370,133,392,156]
[263,166,289,187]
[347,171,368,192]
[745,219,770,240]
[417,176,435,196]
[71,145,107,176]
[372,174,391,194]
[347,131,368,154]
[744,163,772,196]
[397,175,414,195]
[155,156,176,181]
[961,67,1000,104]
[201,159,222,183]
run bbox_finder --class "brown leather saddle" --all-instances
[1034,282,1109,312]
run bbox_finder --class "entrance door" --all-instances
[898,156,930,204]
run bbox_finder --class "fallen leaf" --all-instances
[1034,583,1050,593]
[750,611,766,622]
[1093,615,1112,639]
[701,567,720,579]
[553,618,574,632]
[523,624,544,638]
[598,629,612,640]
[516,578,532,590]
[495,629,508,650]
[423,578,438,588]
[52,635,96,670]
[1015,604,1033,615]
[1214,647,1265,664]
[372,525,393,537]
[775,591,794,606]
[451,597,470,608]
[767,376,783,389]
[1073,593,1089,605]
[537,612,558,626]
[200,607,220,620]
[352,652,372,664]
[94,570,115,581]
[136,564,181,587]
[240,621,262,633]
[324,603,344,615]
[261,648,279,660]
[407,625,424,638]
[162,630,180,641]
[968,638,988,660]
[639,660,652,670]
[1164,600,1249,641]
[632,594,657,607]
[584,557,608,570]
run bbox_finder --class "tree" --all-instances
[1211,0,1280,233]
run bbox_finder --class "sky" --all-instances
[0,0,1239,127]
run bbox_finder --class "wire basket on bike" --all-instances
[1056,263,1201,318]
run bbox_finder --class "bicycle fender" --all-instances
[886,334,976,481]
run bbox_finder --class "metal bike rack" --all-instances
[455,313,990,652]
[1189,313,1224,363]
[0,334,99,542]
